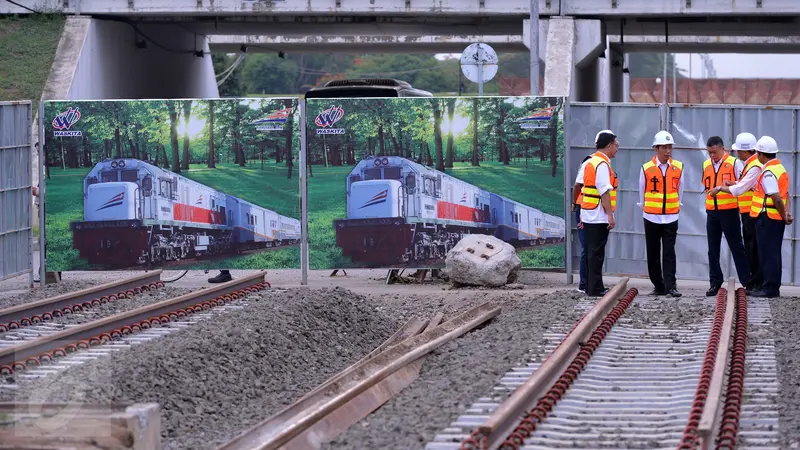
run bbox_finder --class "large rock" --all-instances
[444,234,521,287]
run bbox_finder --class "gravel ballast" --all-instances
[322,288,583,450]
[768,295,800,448]
[3,287,406,450]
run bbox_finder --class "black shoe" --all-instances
[749,289,778,298]
[208,272,233,283]
[588,288,610,297]
[648,288,667,296]
[666,288,682,298]
[706,285,721,297]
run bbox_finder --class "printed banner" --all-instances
[43,98,301,271]
[305,96,567,270]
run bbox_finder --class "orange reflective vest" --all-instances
[737,154,763,214]
[642,157,683,215]
[702,152,739,210]
[749,159,789,221]
[580,152,618,212]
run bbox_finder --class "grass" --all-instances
[0,14,65,102]
[308,159,566,270]
[44,162,300,271]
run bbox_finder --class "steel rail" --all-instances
[284,312,446,450]
[0,271,163,331]
[469,278,630,450]
[0,271,267,370]
[218,302,502,450]
[697,278,736,448]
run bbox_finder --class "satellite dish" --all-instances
[460,43,498,85]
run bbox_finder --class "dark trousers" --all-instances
[740,213,762,289]
[584,223,609,296]
[575,208,587,290]
[706,209,751,287]
[644,218,678,291]
[755,214,785,296]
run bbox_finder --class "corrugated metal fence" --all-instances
[0,101,33,282]
[567,102,800,286]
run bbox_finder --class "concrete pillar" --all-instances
[608,46,625,102]
[534,17,603,100]
[543,17,576,99]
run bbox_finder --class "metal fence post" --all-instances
[299,99,309,286]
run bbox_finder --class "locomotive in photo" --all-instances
[334,156,566,266]
[70,158,300,267]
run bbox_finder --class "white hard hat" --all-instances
[755,136,779,153]
[595,129,615,144]
[731,132,757,151]
[652,130,674,147]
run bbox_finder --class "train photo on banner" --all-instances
[70,158,301,267]
[335,156,565,266]
[42,97,302,272]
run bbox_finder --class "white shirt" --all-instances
[727,159,762,198]
[637,159,684,224]
[574,159,590,185]
[580,158,614,224]
[712,155,744,180]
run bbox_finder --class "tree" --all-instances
[207,101,216,168]
[181,100,192,169]
[167,101,181,173]
[445,98,455,168]
[628,53,686,78]
[471,98,480,167]
[431,99,445,171]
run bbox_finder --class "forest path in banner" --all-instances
[307,159,565,270]
[45,162,300,271]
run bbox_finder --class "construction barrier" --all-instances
[39,98,301,271]
[304,95,568,271]
[0,101,34,282]
[568,102,800,286]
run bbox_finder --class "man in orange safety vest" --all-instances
[638,130,683,297]
[747,136,793,298]
[709,132,763,293]
[702,136,751,296]
[580,130,619,297]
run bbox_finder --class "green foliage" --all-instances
[0,14,65,101]
[628,53,686,78]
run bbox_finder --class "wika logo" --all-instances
[359,190,388,209]
[96,192,125,212]
[52,106,83,137]
[516,105,557,129]
[315,105,345,135]
[195,194,203,205]
[460,192,467,203]
[251,107,292,131]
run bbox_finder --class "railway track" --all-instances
[0,272,270,379]
[215,301,503,450]
[0,271,163,335]
[423,278,769,450]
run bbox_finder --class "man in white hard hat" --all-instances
[709,132,763,293]
[638,130,683,297]
[579,129,619,297]
[701,136,751,296]
[747,136,792,298]
[571,154,594,294]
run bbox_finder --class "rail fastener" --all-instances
[462,277,632,450]
[0,271,268,374]
[0,270,164,333]
[696,278,737,448]
[217,302,501,450]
